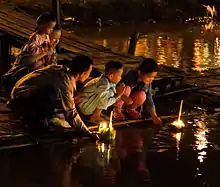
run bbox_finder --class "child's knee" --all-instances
[131,91,146,104]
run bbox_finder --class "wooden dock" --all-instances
[0,3,141,69]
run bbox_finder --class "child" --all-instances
[117,58,162,125]
[47,28,62,65]
[50,28,62,49]
[75,61,127,122]
[18,12,56,70]
[1,12,56,95]
[21,28,61,66]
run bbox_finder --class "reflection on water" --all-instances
[194,119,209,163]
[172,132,183,160]
[93,28,220,72]
[0,114,219,187]
[1,98,220,187]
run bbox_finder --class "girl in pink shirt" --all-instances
[20,12,56,70]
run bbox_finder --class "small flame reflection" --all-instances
[174,132,182,142]
[172,132,183,160]
[96,141,113,166]
[171,120,185,129]
[190,119,209,164]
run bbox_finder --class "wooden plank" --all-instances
[0,3,141,67]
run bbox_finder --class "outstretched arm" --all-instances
[144,84,162,125]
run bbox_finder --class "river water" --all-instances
[1,25,220,187]
[78,24,220,73]
[0,92,220,187]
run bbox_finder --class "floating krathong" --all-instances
[98,111,116,141]
[171,100,185,129]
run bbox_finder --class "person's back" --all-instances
[11,65,68,100]
[1,12,56,96]
[9,64,72,128]
[8,55,95,133]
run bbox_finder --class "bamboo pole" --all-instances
[178,100,183,121]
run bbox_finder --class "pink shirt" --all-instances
[22,32,50,70]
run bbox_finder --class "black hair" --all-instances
[138,58,158,75]
[69,55,93,75]
[105,61,123,75]
[34,12,56,31]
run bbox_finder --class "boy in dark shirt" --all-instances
[114,58,162,125]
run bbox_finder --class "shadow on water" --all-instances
[0,93,220,187]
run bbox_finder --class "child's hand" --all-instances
[116,83,126,97]
[152,115,162,125]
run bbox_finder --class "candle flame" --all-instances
[172,120,185,129]
[171,100,185,129]
[98,111,115,140]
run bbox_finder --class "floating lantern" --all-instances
[98,111,116,141]
[171,100,185,130]
[171,120,185,129]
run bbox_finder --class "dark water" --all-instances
[78,25,220,73]
[2,25,220,187]
[0,94,220,187]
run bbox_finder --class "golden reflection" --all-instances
[192,39,207,72]
[156,36,166,64]
[94,34,184,68]
[214,37,220,66]
[203,43,210,66]
[175,132,182,142]
[96,141,116,167]
[92,32,220,72]
[103,39,107,48]
[134,38,147,57]
[194,119,209,163]
[172,132,183,159]
[96,141,111,166]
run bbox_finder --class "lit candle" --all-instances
[171,100,185,129]
[98,111,116,141]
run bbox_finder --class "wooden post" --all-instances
[128,31,139,55]
[52,0,61,28]
[0,31,11,75]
